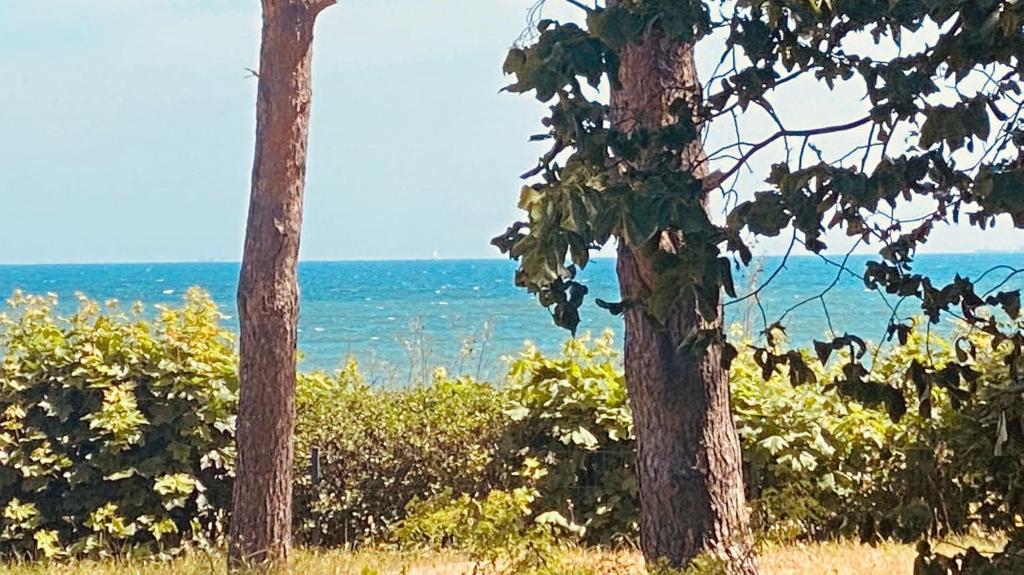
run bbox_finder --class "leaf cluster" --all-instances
[496,0,1024,426]
[292,365,512,546]
[502,332,637,543]
[0,290,236,559]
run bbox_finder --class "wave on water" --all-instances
[1,255,1021,373]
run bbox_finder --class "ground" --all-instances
[0,538,1002,575]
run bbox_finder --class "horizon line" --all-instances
[0,250,1021,267]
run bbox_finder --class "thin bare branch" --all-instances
[711,116,874,187]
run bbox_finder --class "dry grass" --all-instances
[0,538,1003,575]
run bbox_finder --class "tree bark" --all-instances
[612,29,759,575]
[230,0,333,567]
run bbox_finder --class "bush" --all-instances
[393,486,559,571]
[0,290,236,558]
[493,325,984,545]
[3,287,1018,561]
[493,327,967,544]
[292,364,512,546]
[917,322,1024,571]
[290,332,636,548]
[502,332,637,543]
[940,326,1024,533]
[373,327,988,548]
[731,326,944,542]
[296,333,636,552]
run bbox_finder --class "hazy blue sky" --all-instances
[1,1,1019,264]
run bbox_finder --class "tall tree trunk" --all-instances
[230,0,334,567]
[612,31,758,575]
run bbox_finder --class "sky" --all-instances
[0,0,1020,264]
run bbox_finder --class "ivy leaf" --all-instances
[623,196,661,246]
[553,299,584,336]
[568,426,599,449]
[906,360,932,418]
[648,267,690,324]
[987,291,1022,319]
[595,299,627,316]
[502,48,527,75]
[886,323,912,346]
[883,386,908,423]
[786,351,817,387]
[814,340,833,365]
[491,222,528,255]
[721,342,739,370]
[738,193,790,237]
[718,257,737,299]
[586,6,643,50]
[919,100,990,151]
[974,169,1024,227]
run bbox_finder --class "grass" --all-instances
[0,538,1004,575]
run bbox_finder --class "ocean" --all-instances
[1,254,1022,378]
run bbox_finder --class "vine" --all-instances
[495,5,1024,563]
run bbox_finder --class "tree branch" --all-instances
[307,0,338,15]
[710,116,874,187]
[563,0,590,10]
[521,140,568,179]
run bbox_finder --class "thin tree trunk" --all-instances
[612,29,758,575]
[230,0,333,567]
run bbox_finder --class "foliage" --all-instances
[498,5,1024,562]
[939,329,1024,532]
[502,332,637,543]
[3,286,1022,567]
[291,333,636,548]
[0,290,236,559]
[495,0,1024,490]
[494,325,987,545]
[292,364,512,546]
[734,324,972,543]
[914,536,1024,575]
[300,325,1017,551]
[393,486,559,572]
[918,323,1024,572]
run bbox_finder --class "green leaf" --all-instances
[569,426,599,449]
[103,468,138,481]
[919,100,990,151]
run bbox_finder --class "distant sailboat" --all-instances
[432,248,440,260]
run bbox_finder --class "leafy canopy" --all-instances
[494,0,1024,420]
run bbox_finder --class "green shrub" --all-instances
[492,325,983,545]
[292,333,637,548]
[917,322,1024,570]
[0,290,236,558]
[393,486,559,571]
[292,364,512,546]
[733,324,978,543]
[502,332,637,543]
[492,327,965,544]
[4,286,1017,560]
[940,327,1024,532]
[735,342,903,540]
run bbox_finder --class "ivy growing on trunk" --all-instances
[495,0,1024,572]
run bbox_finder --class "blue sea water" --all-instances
[0,254,1021,377]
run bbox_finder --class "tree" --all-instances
[495,0,1024,572]
[606,4,755,571]
[231,0,336,567]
